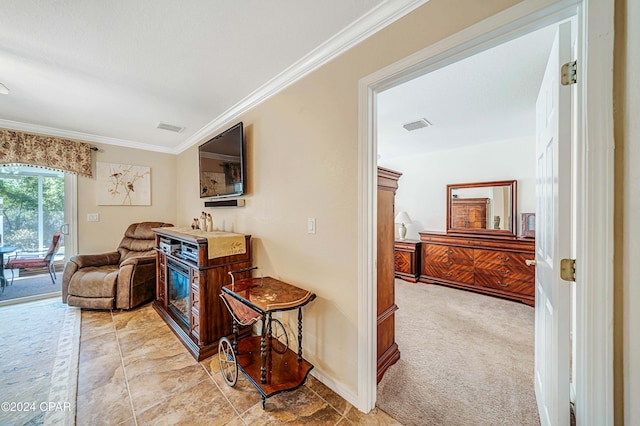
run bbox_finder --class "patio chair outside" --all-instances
[6,231,62,286]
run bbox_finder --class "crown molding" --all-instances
[0,0,429,155]
[0,118,174,153]
[173,0,430,154]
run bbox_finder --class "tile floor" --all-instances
[77,303,400,425]
[0,299,73,425]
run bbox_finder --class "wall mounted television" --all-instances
[198,122,245,199]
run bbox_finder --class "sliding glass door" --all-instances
[0,165,67,255]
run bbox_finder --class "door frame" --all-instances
[63,173,78,262]
[356,0,614,423]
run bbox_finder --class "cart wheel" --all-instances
[218,337,238,387]
[270,318,289,354]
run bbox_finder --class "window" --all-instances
[0,165,65,259]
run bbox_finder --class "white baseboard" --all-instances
[310,367,362,412]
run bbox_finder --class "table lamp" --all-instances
[395,211,412,240]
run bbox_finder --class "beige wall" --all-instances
[615,0,638,423]
[77,143,177,254]
[175,0,518,398]
[67,0,635,418]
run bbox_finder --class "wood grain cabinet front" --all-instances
[153,229,252,361]
[422,243,474,284]
[419,232,536,305]
[474,249,535,297]
[377,167,402,383]
[190,269,201,340]
[394,239,421,283]
[450,198,489,229]
[156,252,167,306]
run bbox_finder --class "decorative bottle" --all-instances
[207,213,214,232]
[200,212,208,231]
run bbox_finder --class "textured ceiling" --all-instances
[0,0,428,153]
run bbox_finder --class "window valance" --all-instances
[0,128,93,177]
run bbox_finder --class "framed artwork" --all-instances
[521,213,535,238]
[96,162,151,205]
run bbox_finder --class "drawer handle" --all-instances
[525,259,537,266]
[444,272,453,277]
[497,255,510,262]
[497,281,509,287]
[444,261,453,267]
[498,268,510,275]
[446,249,453,255]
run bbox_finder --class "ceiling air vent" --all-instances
[157,122,185,133]
[402,118,432,131]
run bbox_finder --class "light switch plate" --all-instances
[307,218,316,234]
[87,213,99,222]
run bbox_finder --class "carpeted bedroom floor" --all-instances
[377,280,540,426]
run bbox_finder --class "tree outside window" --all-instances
[0,166,64,252]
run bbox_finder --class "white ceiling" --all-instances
[377,24,558,161]
[0,0,431,153]
[0,2,560,158]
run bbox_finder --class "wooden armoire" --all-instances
[377,166,401,382]
[450,197,489,229]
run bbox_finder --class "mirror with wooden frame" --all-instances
[446,180,517,238]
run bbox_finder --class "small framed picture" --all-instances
[521,213,535,238]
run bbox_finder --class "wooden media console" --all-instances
[152,227,252,361]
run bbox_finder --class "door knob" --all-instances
[525,259,537,266]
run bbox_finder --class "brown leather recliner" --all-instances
[62,222,173,310]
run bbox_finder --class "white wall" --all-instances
[379,137,535,240]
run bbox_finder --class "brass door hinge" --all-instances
[560,258,576,282]
[561,61,577,86]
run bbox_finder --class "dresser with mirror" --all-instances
[419,180,536,305]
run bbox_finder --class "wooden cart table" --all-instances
[220,275,316,408]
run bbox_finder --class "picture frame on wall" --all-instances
[521,213,535,238]
[96,162,151,205]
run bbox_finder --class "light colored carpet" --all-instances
[0,297,80,425]
[377,281,539,426]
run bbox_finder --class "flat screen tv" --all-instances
[198,122,245,198]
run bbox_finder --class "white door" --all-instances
[534,22,572,426]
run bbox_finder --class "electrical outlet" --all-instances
[87,213,99,222]
[307,218,316,234]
